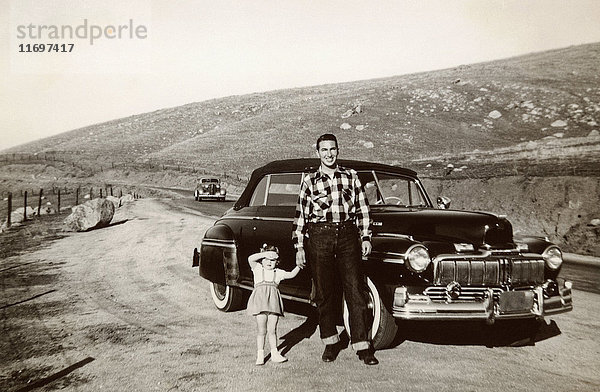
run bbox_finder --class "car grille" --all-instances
[435,257,545,286]
[424,286,504,301]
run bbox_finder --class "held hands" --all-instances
[296,248,306,269]
[362,240,372,258]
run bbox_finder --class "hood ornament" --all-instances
[446,281,461,302]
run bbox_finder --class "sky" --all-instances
[1,0,600,151]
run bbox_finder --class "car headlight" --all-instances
[405,245,430,273]
[542,246,563,270]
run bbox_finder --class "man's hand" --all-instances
[296,248,307,269]
[362,240,372,257]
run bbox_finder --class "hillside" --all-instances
[3,43,599,177]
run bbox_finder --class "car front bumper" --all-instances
[196,193,225,199]
[392,282,573,324]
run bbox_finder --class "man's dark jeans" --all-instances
[307,221,370,351]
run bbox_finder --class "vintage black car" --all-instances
[194,177,226,201]
[193,159,573,349]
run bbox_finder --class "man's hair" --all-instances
[316,133,338,150]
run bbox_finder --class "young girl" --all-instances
[247,244,300,365]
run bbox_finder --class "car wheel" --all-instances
[343,278,398,350]
[209,281,245,312]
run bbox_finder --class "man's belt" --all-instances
[307,220,355,229]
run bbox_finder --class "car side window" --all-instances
[357,171,378,205]
[249,176,268,206]
[265,173,302,206]
[376,173,427,207]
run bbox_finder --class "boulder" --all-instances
[551,120,567,127]
[488,110,502,119]
[120,194,135,204]
[9,206,35,225]
[63,198,115,232]
[340,123,352,130]
[106,195,121,208]
[588,129,599,137]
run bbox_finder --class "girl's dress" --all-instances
[247,266,285,316]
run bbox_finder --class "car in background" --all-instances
[194,177,226,201]
[193,159,573,349]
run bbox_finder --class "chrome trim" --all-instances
[382,258,405,264]
[424,286,504,301]
[377,233,414,241]
[370,250,405,264]
[220,216,294,223]
[392,283,573,323]
[374,250,405,258]
[201,239,237,249]
[434,255,545,286]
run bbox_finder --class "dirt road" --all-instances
[1,198,600,392]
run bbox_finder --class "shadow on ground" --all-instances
[394,319,561,348]
[280,299,562,352]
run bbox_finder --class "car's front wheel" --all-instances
[209,281,245,312]
[343,278,398,350]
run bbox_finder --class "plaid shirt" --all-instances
[292,165,371,248]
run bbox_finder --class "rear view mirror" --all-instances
[437,196,451,209]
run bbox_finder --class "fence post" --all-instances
[89,187,93,200]
[110,187,113,196]
[7,192,12,228]
[38,189,43,216]
[75,187,79,206]
[57,189,61,214]
[23,191,28,221]
[100,189,103,198]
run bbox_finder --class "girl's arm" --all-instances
[279,266,301,281]
[247,252,263,269]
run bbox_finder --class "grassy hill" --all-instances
[3,42,599,178]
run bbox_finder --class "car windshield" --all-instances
[247,170,430,208]
[358,171,430,208]
[201,179,218,183]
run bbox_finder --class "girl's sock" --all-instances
[256,349,265,365]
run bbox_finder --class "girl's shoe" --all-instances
[256,350,264,366]
[270,349,288,363]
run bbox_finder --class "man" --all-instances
[292,133,378,365]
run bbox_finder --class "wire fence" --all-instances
[0,152,249,183]
[1,185,141,229]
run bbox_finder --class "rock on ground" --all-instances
[63,198,115,232]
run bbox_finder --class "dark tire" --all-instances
[209,281,245,312]
[343,278,398,350]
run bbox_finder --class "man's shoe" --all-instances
[357,348,379,365]
[321,344,337,362]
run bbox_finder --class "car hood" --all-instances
[371,207,514,249]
